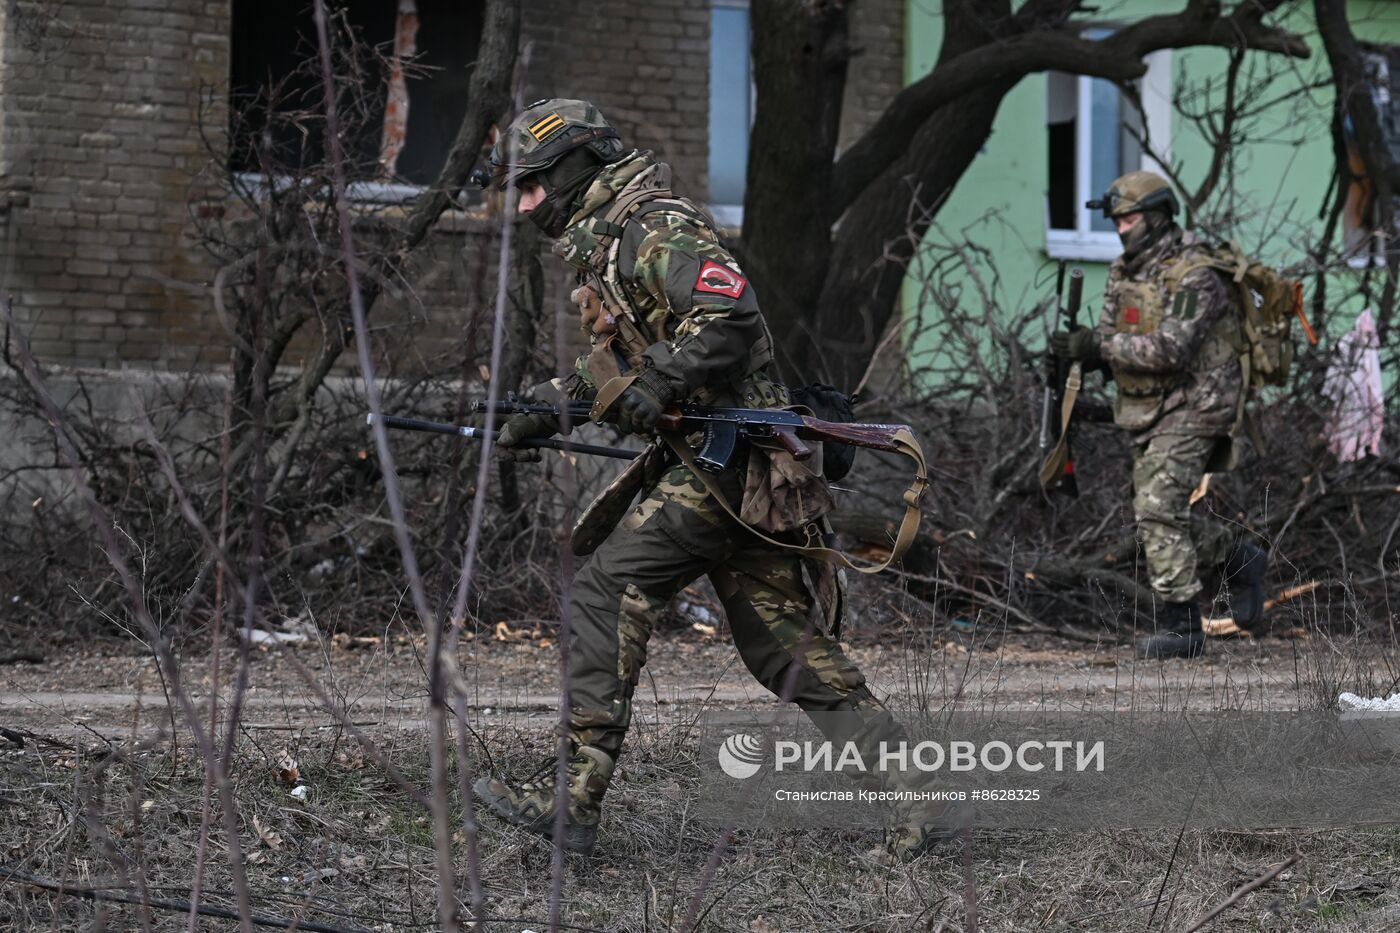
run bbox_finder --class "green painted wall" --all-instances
[902,1,1400,370]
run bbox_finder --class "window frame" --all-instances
[227,0,484,203]
[1045,49,1173,262]
[707,0,753,229]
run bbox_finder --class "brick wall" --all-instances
[523,0,712,202]
[0,0,229,368]
[841,0,903,149]
[0,0,902,372]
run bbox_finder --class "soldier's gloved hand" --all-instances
[495,412,558,463]
[1051,327,1102,362]
[612,368,676,436]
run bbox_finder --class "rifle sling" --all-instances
[1038,361,1082,489]
[658,427,928,575]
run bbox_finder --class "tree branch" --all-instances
[1315,0,1400,341]
[831,0,1309,213]
[268,0,520,428]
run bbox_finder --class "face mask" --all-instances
[1119,211,1172,259]
[525,148,603,237]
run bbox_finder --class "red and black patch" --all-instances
[693,260,746,299]
[1123,306,1140,325]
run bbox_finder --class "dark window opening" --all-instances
[229,0,483,186]
[1046,72,1077,232]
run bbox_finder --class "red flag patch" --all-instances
[694,260,746,299]
[1123,306,1140,325]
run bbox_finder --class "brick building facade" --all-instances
[0,0,903,372]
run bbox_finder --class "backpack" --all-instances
[1183,241,1316,388]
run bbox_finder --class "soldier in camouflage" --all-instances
[470,100,949,856]
[1052,171,1266,659]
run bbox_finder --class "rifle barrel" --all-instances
[1066,268,1084,328]
[365,413,639,461]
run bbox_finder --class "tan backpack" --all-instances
[1173,241,1317,388]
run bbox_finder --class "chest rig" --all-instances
[565,164,783,408]
[1107,246,1240,399]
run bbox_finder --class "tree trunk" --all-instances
[1315,0,1399,343]
[806,82,1014,389]
[743,0,1308,388]
[742,0,851,384]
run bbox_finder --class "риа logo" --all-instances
[718,733,764,779]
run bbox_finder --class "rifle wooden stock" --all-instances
[796,417,913,453]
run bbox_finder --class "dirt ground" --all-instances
[1,626,1398,931]
[0,625,1349,738]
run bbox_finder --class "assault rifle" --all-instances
[471,398,917,473]
[1037,265,1084,496]
[368,401,920,474]
[370,399,929,573]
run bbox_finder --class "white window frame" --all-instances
[1045,49,1173,262]
[707,0,753,229]
[232,172,435,205]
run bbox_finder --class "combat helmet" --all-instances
[1086,170,1179,219]
[476,98,623,191]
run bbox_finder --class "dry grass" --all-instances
[2,628,1398,933]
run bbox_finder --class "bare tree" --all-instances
[742,0,1311,388]
[1315,0,1400,346]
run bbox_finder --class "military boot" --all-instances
[1223,541,1267,631]
[473,745,614,854]
[1137,601,1205,659]
[870,727,967,860]
[886,780,969,861]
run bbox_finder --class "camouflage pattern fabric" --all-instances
[1092,224,1246,604]
[567,460,887,759]
[1095,228,1244,440]
[555,151,774,406]
[1132,433,1237,604]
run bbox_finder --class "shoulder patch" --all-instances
[694,260,746,298]
[1171,290,1198,319]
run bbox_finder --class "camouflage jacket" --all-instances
[550,150,783,408]
[1094,228,1244,439]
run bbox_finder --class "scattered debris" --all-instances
[275,749,300,785]
[1338,692,1400,712]
[253,816,283,850]
[241,615,319,647]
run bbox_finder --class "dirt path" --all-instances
[0,628,1356,743]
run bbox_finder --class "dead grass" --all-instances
[2,661,1398,932]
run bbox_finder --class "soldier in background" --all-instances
[469,99,945,857]
[1051,171,1266,659]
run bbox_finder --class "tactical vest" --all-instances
[566,163,786,409]
[1106,245,1243,428]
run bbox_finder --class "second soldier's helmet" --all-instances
[1086,170,1179,219]
[477,98,623,191]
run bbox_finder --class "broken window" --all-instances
[229,0,483,189]
[1045,35,1171,261]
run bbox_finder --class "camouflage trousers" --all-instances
[1132,433,1237,604]
[568,462,890,759]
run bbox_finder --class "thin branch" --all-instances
[831,0,1309,212]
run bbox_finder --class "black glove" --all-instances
[495,411,558,463]
[612,368,676,436]
[1050,327,1102,362]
